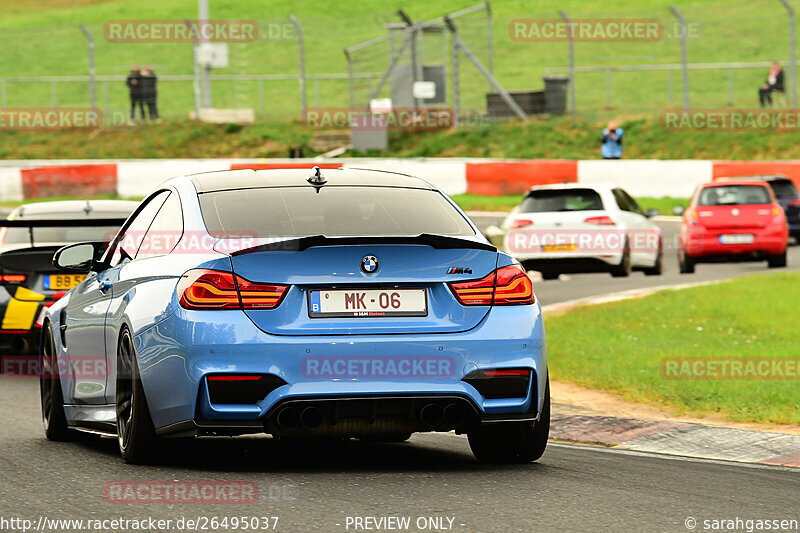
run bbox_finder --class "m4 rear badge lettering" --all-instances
[447,267,472,274]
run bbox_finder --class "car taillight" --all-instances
[510,219,534,229]
[789,198,800,207]
[449,264,534,306]
[177,269,288,310]
[0,274,26,283]
[584,216,615,226]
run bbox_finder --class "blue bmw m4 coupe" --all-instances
[41,167,549,464]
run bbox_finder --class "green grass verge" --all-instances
[545,273,800,425]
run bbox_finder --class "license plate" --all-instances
[44,274,86,290]
[719,234,754,244]
[542,243,577,252]
[308,289,427,318]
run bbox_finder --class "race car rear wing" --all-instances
[0,218,128,248]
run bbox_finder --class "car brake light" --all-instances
[584,216,615,226]
[207,375,262,381]
[510,219,534,229]
[482,369,530,377]
[449,264,534,306]
[178,269,288,310]
[0,274,26,283]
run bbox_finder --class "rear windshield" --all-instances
[698,185,771,206]
[517,189,604,213]
[199,187,475,238]
[768,180,799,199]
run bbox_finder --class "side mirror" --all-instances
[646,208,660,218]
[53,242,104,273]
[672,206,686,216]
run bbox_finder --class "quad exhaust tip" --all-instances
[276,407,300,430]
[444,403,466,427]
[300,406,325,429]
[420,403,444,427]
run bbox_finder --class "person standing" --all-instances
[601,121,624,159]
[758,61,784,107]
[140,66,159,121]
[126,65,145,121]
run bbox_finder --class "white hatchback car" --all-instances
[498,184,663,279]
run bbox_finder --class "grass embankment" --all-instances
[3,116,800,161]
[545,273,800,425]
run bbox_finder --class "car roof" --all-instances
[703,179,771,187]
[189,168,436,193]
[716,175,789,183]
[526,183,616,193]
[10,199,138,219]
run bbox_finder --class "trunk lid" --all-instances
[695,204,774,230]
[228,241,498,336]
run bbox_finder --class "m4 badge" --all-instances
[446,267,472,275]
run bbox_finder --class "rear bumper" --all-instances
[135,302,547,434]
[156,393,541,438]
[683,228,787,258]
[519,256,619,273]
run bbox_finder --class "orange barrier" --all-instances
[20,164,117,199]
[713,161,800,188]
[465,160,577,195]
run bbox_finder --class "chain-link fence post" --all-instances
[78,24,96,110]
[344,49,355,109]
[670,6,690,110]
[778,0,798,108]
[558,10,576,120]
[289,15,306,117]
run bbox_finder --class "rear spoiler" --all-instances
[0,218,128,247]
[229,234,496,256]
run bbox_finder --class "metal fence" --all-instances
[1,0,800,125]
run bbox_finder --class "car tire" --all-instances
[468,378,550,463]
[541,271,560,280]
[767,250,787,268]
[643,242,664,276]
[610,240,632,277]
[40,326,74,441]
[678,248,695,274]
[116,328,158,464]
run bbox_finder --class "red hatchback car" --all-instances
[678,179,788,273]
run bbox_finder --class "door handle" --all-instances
[99,280,113,294]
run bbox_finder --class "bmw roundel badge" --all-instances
[361,255,379,274]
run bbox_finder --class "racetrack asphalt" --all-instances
[0,215,798,532]
[1,377,798,533]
